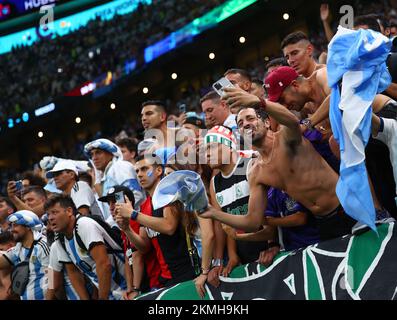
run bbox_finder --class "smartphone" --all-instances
[15,180,23,192]
[212,77,235,97]
[114,191,125,204]
[178,103,186,114]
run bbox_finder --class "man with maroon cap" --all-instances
[200,82,357,241]
[265,66,397,218]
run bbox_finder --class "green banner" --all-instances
[138,223,397,300]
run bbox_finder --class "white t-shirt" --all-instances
[71,181,103,218]
[49,241,79,300]
[4,237,49,300]
[56,217,126,300]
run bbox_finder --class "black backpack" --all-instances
[57,215,125,287]
[10,239,39,296]
[57,215,124,255]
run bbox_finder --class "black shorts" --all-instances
[315,206,356,241]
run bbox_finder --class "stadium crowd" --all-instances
[0,0,226,123]
[1,1,397,300]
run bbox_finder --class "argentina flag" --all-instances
[327,26,392,230]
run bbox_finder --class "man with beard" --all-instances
[200,89,356,241]
[0,210,49,300]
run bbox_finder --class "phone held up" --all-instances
[212,77,235,97]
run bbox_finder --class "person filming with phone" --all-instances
[7,181,47,218]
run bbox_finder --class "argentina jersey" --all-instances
[4,237,49,300]
[57,217,127,300]
[49,241,79,300]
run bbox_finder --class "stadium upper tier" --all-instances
[1,0,260,128]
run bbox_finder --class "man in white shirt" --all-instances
[200,91,240,141]
[46,160,103,219]
[84,139,145,221]
[45,194,127,300]
[0,210,49,300]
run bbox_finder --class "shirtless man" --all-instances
[200,88,356,241]
[281,31,325,78]
[268,66,397,214]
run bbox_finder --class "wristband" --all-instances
[130,210,139,221]
[258,97,267,110]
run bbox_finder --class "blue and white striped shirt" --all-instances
[4,237,49,300]
[57,217,127,300]
[49,241,79,300]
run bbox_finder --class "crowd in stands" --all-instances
[0,0,226,123]
[0,1,397,300]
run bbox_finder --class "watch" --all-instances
[130,209,139,221]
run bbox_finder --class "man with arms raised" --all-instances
[201,87,356,241]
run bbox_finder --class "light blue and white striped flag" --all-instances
[327,26,392,230]
[152,170,208,212]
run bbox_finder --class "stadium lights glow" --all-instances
[239,36,246,43]
[110,103,116,110]
[38,131,44,138]
[75,117,81,124]
[209,52,215,60]
[96,48,101,55]
[35,103,55,117]
[22,113,29,122]
[58,68,63,73]
[283,13,290,20]
[171,73,178,80]
[88,51,94,59]
[143,87,149,94]
[264,56,270,61]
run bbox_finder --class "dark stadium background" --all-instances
[0,0,380,189]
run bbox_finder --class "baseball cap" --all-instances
[184,112,206,129]
[46,160,78,179]
[264,66,299,102]
[98,185,135,205]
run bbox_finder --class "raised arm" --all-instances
[320,3,334,43]
[309,95,330,126]
[200,169,266,232]
[116,196,181,236]
[222,87,301,143]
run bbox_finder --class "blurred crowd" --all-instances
[0,1,397,301]
[0,0,225,123]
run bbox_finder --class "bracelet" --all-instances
[130,210,139,221]
[300,118,314,130]
[258,97,267,110]
[201,268,210,275]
